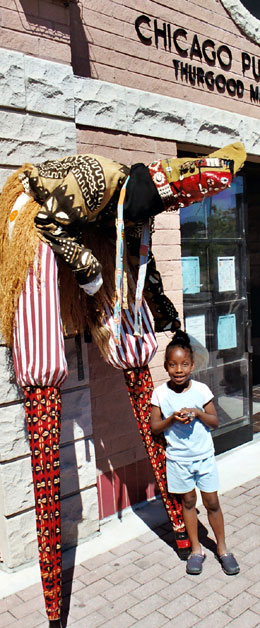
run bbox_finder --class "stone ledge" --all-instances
[0,48,259,159]
[0,49,25,110]
[24,55,74,118]
[74,77,260,156]
[0,485,99,568]
[0,437,97,516]
[74,77,128,132]
[0,49,74,119]
[0,110,76,167]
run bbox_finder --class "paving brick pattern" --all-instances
[1,476,260,627]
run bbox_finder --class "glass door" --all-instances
[180,175,253,454]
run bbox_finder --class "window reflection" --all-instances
[180,198,208,239]
[180,177,243,240]
[181,175,249,428]
[208,177,243,239]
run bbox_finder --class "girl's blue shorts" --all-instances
[166,454,219,494]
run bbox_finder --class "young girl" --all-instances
[151,329,240,576]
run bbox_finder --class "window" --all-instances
[181,176,250,435]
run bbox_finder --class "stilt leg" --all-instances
[123,365,191,558]
[24,385,62,621]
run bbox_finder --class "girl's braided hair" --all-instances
[164,329,193,362]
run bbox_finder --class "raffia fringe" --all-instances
[0,169,116,356]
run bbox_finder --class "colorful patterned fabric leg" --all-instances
[123,365,191,558]
[24,385,62,621]
[12,242,68,621]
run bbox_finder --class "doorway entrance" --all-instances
[179,149,254,453]
[246,161,260,434]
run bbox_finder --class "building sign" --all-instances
[135,15,260,104]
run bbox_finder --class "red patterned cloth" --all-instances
[24,386,62,621]
[147,143,246,212]
[123,365,191,557]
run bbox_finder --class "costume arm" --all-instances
[126,225,180,333]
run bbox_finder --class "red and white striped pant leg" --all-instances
[105,300,158,369]
[12,241,68,388]
[12,241,68,622]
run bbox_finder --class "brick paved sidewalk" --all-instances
[1,475,260,628]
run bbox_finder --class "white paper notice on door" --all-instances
[218,256,236,292]
[185,314,206,347]
[217,314,237,350]
[181,256,200,294]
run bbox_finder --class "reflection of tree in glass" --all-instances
[208,204,236,237]
[181,221,205,239]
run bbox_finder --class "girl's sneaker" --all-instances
[216,552,240,575]
[186,552,206,575]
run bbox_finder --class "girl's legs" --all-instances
[124,367,191,558]
[182,489,239,575]
[201,491,227,556]
[181,489,202,554]
[181,489,227,555]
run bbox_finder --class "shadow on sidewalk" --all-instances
[130,498,217,560]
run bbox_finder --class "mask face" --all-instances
[148,142,246,212]
[149,158,233,211]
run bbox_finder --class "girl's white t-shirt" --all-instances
[151,380,214,462]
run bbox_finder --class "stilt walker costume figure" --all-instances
[0,142,246,625]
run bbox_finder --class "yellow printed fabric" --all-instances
[19,154,129,286]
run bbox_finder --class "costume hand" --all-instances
[79,273,103,296]
[171,317,181,331]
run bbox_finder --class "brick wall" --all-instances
[0,0,71,63]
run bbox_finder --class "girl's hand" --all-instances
[182,402,219,429]
[173,410,194,424]
[179,407,197,422]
